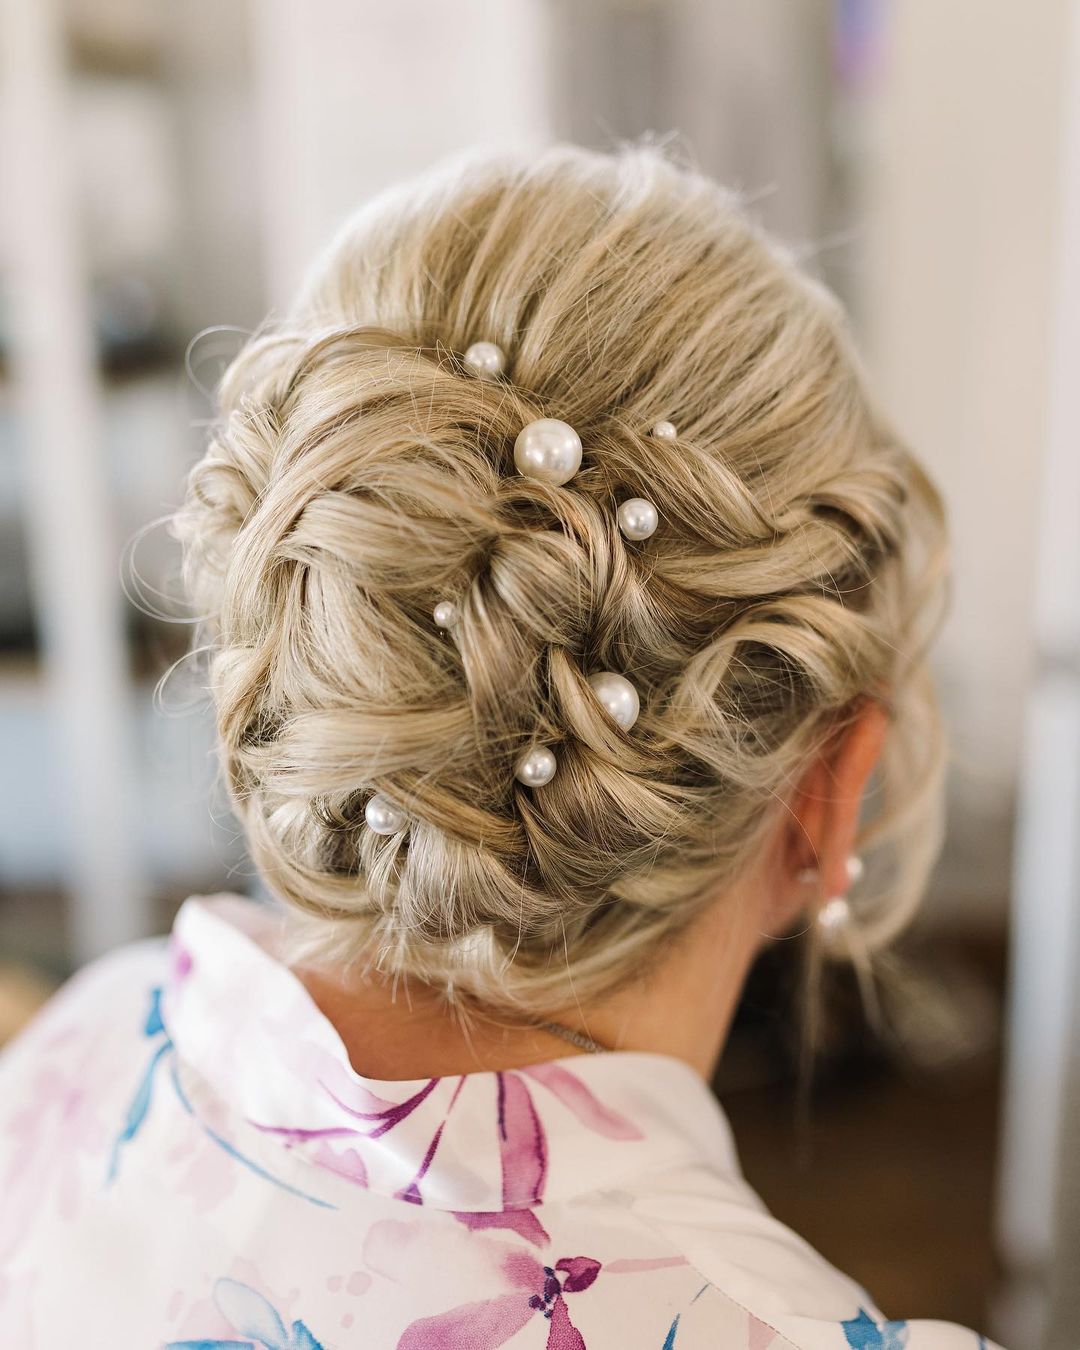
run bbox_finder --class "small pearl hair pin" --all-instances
[650,420,678,440]
[514,744,558,787]
[617,497,659,541]
[365,793,407,836]
[463,341,506,380]
[433,599,458,629]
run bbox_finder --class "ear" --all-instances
[773,699,890,922]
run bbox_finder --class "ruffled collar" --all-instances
[159,894,742,1216]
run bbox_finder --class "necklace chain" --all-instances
[536,1020,608,1055]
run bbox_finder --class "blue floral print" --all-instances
[165,1278,325,1350]
[0,895,1007,1349]
[107,986,334,1209]
[842,1308,910,1348]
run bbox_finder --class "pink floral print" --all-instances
[0,895,1006,1349]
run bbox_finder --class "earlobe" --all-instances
[815,699,890,902]
[782,698,889,909]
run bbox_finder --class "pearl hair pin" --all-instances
[393,348,661,820]
[587,671,640,730]
[463,341,506,380]
[617,497,659,541]
[365,793,407,836]
[514,745,558,787]
[514,418,583,487]
[433,599,458,629]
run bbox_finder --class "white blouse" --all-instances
[0,893,1003,1349]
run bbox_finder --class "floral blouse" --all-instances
[0,893,1002,1349]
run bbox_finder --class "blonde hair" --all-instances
[173,144,947,1019]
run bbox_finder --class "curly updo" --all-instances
[173,144,946,1017]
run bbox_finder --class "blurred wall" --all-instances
[862,0,1072,920]
[548,0,835,247]
[2,0,1070,940]
[250,0,551,310]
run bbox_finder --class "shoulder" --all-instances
[588,1160,1005,1349]
[0,935,169,1084]
[663,1289,1003,1348]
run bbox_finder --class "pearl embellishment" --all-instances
[650,420,678,440]
[433,599,458,629]
[587,671,640,730]
[616,497,659,541]
[513,418,583,487]
[364,793,407,836]
[514,745,558,787]
[817,895,851,949]
[463,341,506,380]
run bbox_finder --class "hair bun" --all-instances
[173,145,946,1016]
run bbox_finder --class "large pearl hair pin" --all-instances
[514,418,583,487]
[463,341,506,381]
[365,793,407,836]
[514,745,558,787]
[617,497,659,541]
[587,671,640,730]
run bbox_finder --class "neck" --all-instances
[295,873,770,1084]
[545,881,766,1079]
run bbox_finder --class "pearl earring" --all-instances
[365,793,407,836]
[587,671,640,730]
[514,745,557,787]
[817,895,852,949]
[514,418,583,487]
[617,497,659,541]
[462,341,506,380]
[796,855,862,889]
[812,853,863,950]
[650,420,678,440]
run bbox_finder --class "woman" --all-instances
[0,146,1000,1348]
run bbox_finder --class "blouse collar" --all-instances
[160,894,743,1216]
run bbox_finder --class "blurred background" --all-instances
[1,1,1077,1346]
